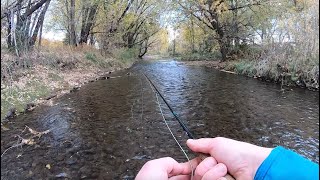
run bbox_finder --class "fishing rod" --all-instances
[143,73,235,180]
[143,73,195,139]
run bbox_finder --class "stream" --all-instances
[1,59,319,179]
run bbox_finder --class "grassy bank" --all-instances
[179,52,319,91]
[1,45,138,121]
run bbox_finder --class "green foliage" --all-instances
[85,52,98,63]
[1,80,50,120]
[84,52,110,68]
[113,48,139,64]
[234,61,256,77]
[180,52,221,61]
[148,28,169,55]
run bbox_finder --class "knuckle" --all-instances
[213,137,225,144]
[214,137,224,141]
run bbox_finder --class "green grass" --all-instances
[234,60,256,77]
[117,48,139,63]
[0,47,140,121]
[85,52,98,63]
[180,52,221,61]
[48,72,64,81]
[1,79,50,120]
[111,48,139,68]
[85,52,113,68]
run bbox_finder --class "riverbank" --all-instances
[180,59,319,91]
[1,46,137,121]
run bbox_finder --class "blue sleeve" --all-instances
[254,146,319,180]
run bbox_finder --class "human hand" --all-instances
[135,157,199,180]
[187,137,273,180]
[135,156,230,180]
[192,156,228,180]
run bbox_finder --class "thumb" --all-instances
[186,138,216,154]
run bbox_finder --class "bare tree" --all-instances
[79,1,98,44]
[69,0,77,46]
[29,0,51,46]
[3,0,51,55]
[177,0,263,61]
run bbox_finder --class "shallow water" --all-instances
[1,60,319,179]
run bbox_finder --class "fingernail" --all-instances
[215,163,227,173]
[187,139,194,143]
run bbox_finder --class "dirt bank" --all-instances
[1,47,137,121]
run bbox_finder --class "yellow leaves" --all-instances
[154,28,169,54]
[293,0,312,10]
[210,0,228,13]
[123,13,137,27]
[1,123,10,131]
[21,138,36,146]
[25,125,51,138]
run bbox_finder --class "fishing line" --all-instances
[143,74,195,179]
[139,76,144,122]
[144,74,195,139]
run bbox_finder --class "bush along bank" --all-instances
[223,59,319,91]
[179,52,319,91]
[1,47,138,122]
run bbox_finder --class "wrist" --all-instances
[252,147,273,177]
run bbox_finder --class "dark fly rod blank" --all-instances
[143,73,195,139]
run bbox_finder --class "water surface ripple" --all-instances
[1,60,319,179]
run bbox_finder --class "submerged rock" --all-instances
[98,76,107,80]
[55,172,68,178]
[5,107,16,119]
[45,94,57,100]
[24,103,36,112]
[131,155,151,160]
[70,86,80,93]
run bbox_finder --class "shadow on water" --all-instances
[1,59,319,179]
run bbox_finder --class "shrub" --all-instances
[180,52,221,61]
[234,60,256,77]
[112,47,139,64]
[85,52,98,63]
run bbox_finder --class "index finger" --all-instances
[168,157,201,177]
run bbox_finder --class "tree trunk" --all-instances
[191,16,195,53]
[6,0,50,54]
[6,12,12,48]
[216,26,230,61]
[173,30,176,55]
[139,38,149,58]
[38,22,43,46]
[127,32,134,48]
[79,3,98,44]
[24,0,32,48]
[232,0,240,48]
[89,33,95,45]
[29,0,51,46]
[219,41,228,61]
[69,0,77,46]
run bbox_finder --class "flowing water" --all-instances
[1,60,319,179]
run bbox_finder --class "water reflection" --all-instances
[37,105,72,143]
